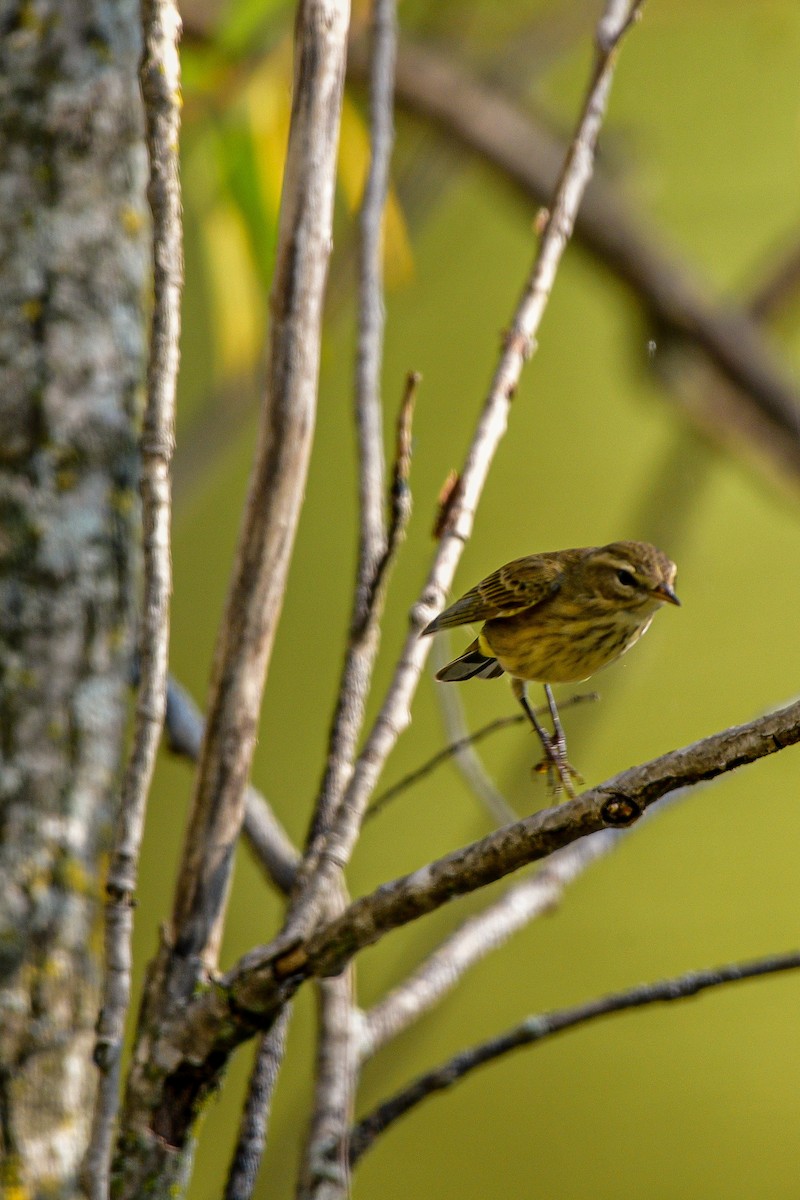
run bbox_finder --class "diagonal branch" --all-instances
[297,696,800,980]
[167,0,348,970]
[83,1,182,1192]
[350,949,800,1162]
[121,693,800,1129]
[278,0,650,956]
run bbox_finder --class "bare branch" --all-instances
[292,17,401,1189]
[279,0,650,953]
[83,1,182,1191]
[350,949,800,1162]
[368,690,596,823]
[166,0,349,970]
[297,972,358,1200]
[163,675,299,894]
[117,695,800,1129]
[298,696,800,980]
[224,1006,292,1200]
[347,34,800,481]
[114,3,351,1193]
[304,0,399,852]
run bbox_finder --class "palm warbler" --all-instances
[422,540,679,798]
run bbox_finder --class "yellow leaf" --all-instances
[203,203,265,376]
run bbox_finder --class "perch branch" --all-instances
[116,693,800,1132]
[297,696,800,980]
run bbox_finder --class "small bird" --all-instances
[422,540,680,798]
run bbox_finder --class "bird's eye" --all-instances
[616,569,636,587]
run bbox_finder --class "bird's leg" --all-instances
[544,684,583,795]
[511,679,579,800]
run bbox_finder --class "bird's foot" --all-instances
[532,732,583,801]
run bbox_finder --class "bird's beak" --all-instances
[652,582,681,607]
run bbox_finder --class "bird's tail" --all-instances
[435,638,504,682]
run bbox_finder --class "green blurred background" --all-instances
[136,0,800,1195]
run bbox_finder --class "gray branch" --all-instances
[296,971,358,1200]
[163,674,299,894]
[224,1005,292,1200]
[302,0,398,852]
[84,1,183,1192]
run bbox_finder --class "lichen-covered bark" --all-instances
[0,2,147,1194]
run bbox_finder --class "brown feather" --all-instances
[423,551,578,633]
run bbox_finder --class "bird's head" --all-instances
[582,541,680,617]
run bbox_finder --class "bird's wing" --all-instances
[424,554,566,633]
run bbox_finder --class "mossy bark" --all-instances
[0,2,147,1193]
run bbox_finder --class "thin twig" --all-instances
[224,1005,292,1200]
[297,12,399,1188]
[368,691,597,821]
[350,949,800,1162]
[278,0,650,954]
[303,0,399,852]
[114,4,351,1194]
[163,675,299,893]
[427,632,519,825]
[748,232,800,322]
[370,369,418,610]
[82,2,182,1193]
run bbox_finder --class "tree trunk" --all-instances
[0,2,147,1193]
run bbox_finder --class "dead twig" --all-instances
[350,948,800,1161]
